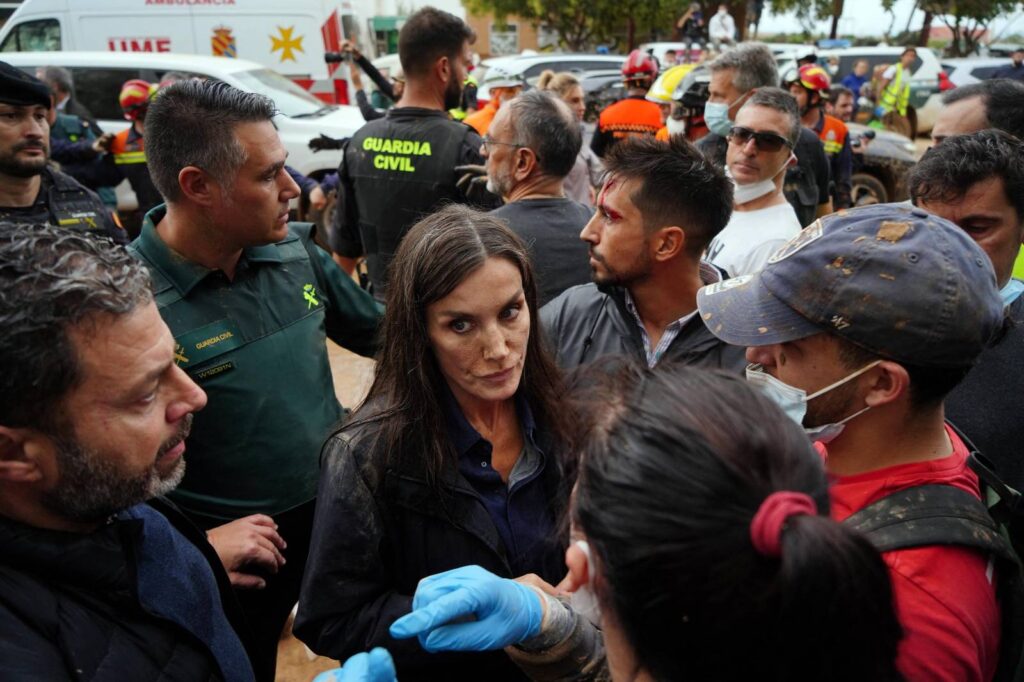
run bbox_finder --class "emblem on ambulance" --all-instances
[211,27,237,58]
[271,26,304,63]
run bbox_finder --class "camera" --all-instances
[324,51,351,64]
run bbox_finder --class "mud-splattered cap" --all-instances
[696,204,1003,367]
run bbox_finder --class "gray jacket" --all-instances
[540,277,746,372]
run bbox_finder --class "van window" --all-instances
[0,19,61,52]
[72,68,144,121]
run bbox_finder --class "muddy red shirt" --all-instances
[821,426,1000,682]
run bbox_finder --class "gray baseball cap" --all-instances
[697,204,1003,367]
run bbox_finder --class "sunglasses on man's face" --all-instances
[728,126,793,152]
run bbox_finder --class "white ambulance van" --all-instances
[0,0,369,103]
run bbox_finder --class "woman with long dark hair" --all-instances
[294,204,572,681]
[385,362,903,681]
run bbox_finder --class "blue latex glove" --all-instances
[312,648,397,682]
[389,565,543,651]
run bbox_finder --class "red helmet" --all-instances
[794,64,831,96]
[119,79,155,120]
[622,49,658,81]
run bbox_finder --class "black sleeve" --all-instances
[294,436,432,669]
[462,83,478,111]
[332,140,364,258]
[356,54,394,101]
[0,585,75,680]
[833,132,853,209]
[49,137,98,164]
[457,129,502,210]
[808,132,831,207]
[355,90,384,122]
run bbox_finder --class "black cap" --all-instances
[0,61,51,108]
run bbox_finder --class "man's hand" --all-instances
[314,648,396,682]
[92,132,114,154]
[309,185,327,211]
[206,514,287,589]
[309,133,347,152]
[341,39,362,61]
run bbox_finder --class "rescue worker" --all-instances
[788,64,852,209]
[590,50,662,157]
[827,84,855,123]
[697,43,832,227]
[647,64,693,140]
[100,79,164,237]
[0,61,125,244]
[463,64,523,135]
[47,104,118,208]
[876,47,916,137]
[334,7,496,301]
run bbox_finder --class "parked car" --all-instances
[778,46,945,136]
[475,52,624,106]
[846,122,917,205]
[2,51,364,209]
[942,57,1013,87]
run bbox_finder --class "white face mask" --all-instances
[568,540,602,627]
[745,360,882,444]
[727,152,795,206]
[666,116,687,136]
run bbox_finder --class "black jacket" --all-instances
[294,420,569,681]
[0,498,253,681]
[540,281,747,372]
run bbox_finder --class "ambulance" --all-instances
[0,0,369,103]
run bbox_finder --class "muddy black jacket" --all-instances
[0,498,253,682]
[540,281,747,372]
[295,419,569,682]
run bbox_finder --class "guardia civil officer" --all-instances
[332,7,495,301]
[0,61,125,244]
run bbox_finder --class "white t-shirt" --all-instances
[705,201,803,277]
[882,65,897,80]
[709,11,735,40]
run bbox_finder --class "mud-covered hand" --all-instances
[389,565,543,652]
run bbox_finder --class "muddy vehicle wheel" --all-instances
[852,173,888,206]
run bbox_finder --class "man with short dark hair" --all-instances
[134,78,382,680]
[698,204,1004,682]
[931,78,1024,144]
[0,61,124,243]
[39,64,101,132]
[827,84,855,122]
[541,135,743,372]
[910,130,1024,493]
[333,6,491,300]
[486,90,592,305]
[698,43,831,227]
[0,223,255,680]
[706,88,802,277]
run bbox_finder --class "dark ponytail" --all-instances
[572,360,902,682]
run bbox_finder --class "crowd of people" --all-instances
[2,4,1024,682]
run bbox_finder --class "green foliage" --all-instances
[919,0,1022,56]
[463,0,678,51]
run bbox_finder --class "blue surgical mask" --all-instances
[745,361,881,443]
[1000,278,1024,307]
[704,101,733,137]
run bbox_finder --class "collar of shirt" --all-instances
[441,382,539,461]
[134,204,284,296]
[623,261,723,367]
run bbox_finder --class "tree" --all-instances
[767,0,844,39]
[919,0,1022,56]
[462,0,677,51]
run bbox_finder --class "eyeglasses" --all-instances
[728,126,793,153]
[481,135,525,153]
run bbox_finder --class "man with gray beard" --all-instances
[0,223,257,681]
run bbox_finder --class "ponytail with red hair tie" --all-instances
[749,491,818,558]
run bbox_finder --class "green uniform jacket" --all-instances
[130,207,383,520]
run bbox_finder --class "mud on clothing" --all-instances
[0,166,125,244]
[333,107,489,301]
[826,426,1001,682]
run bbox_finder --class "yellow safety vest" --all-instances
[880,63,910,117]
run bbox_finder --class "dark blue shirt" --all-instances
[841,73,868,95]
[444,389,557,577]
